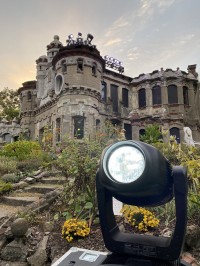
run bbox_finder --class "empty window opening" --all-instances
[74,116,84,139]
[110,84,119,113]
[170,127,180,143]
[96,119,100,131]
[168,85,178,104]
[27,91,32,100]
[139,129,146,141]
[77,59,83,72]
[152,85,161,105]
[124,123,132,140]
[183,86,189,105]
[122,88,129,107]
[138,88,146,108]
[56,118,61,142]
[92,64,97,75]
[101,81,107,102]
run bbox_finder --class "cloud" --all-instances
[104,38,122,47]
[137,0,176,19]
[105,16,130,38]
[179,34,195,45]
[127,47,140,60]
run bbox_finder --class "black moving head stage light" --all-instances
[96,140,189,266]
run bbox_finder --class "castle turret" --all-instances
[52,33,105,94]
[47,35,63,63]
[18,81,36,139]
[36,55,48,100]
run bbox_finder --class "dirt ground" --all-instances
[25,205,200,265]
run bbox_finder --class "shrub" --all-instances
[54,121,127,225]
[188,191,200,220]
[0,140,42,161]
[62,218,90,242]
[154,140,200,190]
[17,158,43,173]
[121,205,160,232]
[139,124,162,144]
[0,180,13,195]
[1,173,21,183]
[0,156,17,175]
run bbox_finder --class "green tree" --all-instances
[0,88,20,121]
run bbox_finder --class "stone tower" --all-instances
[18,81,37,139]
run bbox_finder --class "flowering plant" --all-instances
[121,205,159,232]
[62,218,90,242]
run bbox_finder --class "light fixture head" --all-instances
[87,33,94,43]
[68,34,73,39]
[99,140,173,206]
[107,145,145,184]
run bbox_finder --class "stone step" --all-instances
[24,184,62,194]
[10,191,43,197]
[0,204,24,219]
[1,196,39,207]
[40,176,67,185]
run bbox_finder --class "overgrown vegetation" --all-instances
[0,180,13,195]
[0,156,17,175]
[140,125,200,224]
[53,122,125,228]
[0,122,199,243]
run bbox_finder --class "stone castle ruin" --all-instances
[1,33,200,145]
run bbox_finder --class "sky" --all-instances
[0,0,199,91]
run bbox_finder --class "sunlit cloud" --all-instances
[103,38,122,47]
[105,16,130,38]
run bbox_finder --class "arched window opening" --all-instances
[27,91,32,100]
[152,85,161,105]
[170,127,180,143]
[139,129,146,140]
[74,116,84,139]
[101,81,107,102]
[77,58,83,72]
[183,86,189,105]
[56,118,61,142]
[122,88,129,108]
[168,85,178,104]
[138,88,146,108]
[55,74,64,95]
